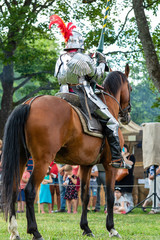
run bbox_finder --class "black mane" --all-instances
[103,71,128,96]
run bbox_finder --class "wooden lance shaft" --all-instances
[97,0,110,53]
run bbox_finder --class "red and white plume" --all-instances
[49,15,76,42]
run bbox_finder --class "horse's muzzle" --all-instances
[119,113,131,125]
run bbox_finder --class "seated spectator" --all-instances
[39,167,52,214]
[113,187,126,214]
[17,164,30,213]
[49,161,60,212]
[88,165,98,211]
[63,165,78,214]
[115,144,135,212]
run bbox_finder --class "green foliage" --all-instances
[131,80,160,125]
[0,1,61,107]
[152,96,160,121]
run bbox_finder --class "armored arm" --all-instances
[91,52,109,81]
[67,52,106,82]
[54,53,77,85]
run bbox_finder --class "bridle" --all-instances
[119,81,131,117]
[101,81,131,121]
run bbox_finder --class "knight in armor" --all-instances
[49,15,131,170]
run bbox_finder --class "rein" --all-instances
[102,91,131,116]
[100,79,131,116]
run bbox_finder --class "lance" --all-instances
[97,0,110,53]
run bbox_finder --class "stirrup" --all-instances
[110,159,132,169]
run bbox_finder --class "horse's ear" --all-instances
[125,63,130,78]
[109,67,112,72]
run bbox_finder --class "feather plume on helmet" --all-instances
[49,15,84,50]
[49,15,76,43]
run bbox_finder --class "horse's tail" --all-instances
[1,104,30,219]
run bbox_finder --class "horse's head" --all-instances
[103,64,132,125]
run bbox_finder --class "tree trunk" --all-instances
[0,63,14,139]
[132,0,160,91]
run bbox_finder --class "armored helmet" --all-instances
[64,30,84,50]
[49,15,84,51]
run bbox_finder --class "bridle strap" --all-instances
[102,91,131,115]
[99,73,131,116]
[102,91,124,113]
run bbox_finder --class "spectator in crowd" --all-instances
[49,161,60,212]
[142,165,160,214]
[95,164,107,213]
[17,164,30,213]
[113,187,126,214]
[0,139,2,167]
[57,164,67,212]
[39,167,52,214]
[27,156,33,175]
[0,140,2,209]
[72,165,80,211]
[115,144,135,212]
[0,139,2,159]
[88,165,98,211]
[63,165,78,214]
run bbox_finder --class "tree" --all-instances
[130,80,160,125]
[132,0,160,91]
[0,1,59,138]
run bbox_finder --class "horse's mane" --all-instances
[103,71,128,96]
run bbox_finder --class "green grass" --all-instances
[1,205,160,240]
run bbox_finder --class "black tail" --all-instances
[1,104,30,219]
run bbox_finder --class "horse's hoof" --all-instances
[82,231,95,237]
[32,237,44,240]
[10,235,21,240]
[109,229,122,238]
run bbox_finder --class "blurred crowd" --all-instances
[0,142,139,215]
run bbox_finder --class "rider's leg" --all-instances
[83,83,131,169]
[100,117,131,169]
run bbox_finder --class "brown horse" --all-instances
[2,66,131,240]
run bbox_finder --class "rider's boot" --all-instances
[104,127,131,169]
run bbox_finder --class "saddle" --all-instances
[56,92,103,139]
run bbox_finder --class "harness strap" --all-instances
[90,136,106,165]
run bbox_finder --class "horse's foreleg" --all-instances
[25,162,49,240]
[80,166,94,237]
[105,168,121,238]
[106,182,114,231]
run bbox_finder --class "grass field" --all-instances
[1,205,160,240]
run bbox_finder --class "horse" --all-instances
[1,65,131,240]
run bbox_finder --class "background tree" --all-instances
[130,80,160,124]
[132,0,160,91]
[0,1,59,138]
